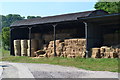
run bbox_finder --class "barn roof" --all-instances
[11,10,109,27]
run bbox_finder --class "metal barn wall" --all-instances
[87,23,103,57]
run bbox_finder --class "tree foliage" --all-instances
[94,2,120,14]
[1,14,25,27]
[2,27,10,50]
[27,16,41,19]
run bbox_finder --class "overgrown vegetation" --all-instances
[2,56,119,72]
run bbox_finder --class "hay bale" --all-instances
[43,38,86,58]
[118,52,120,58]
[109,52,118,58]
[21,40,27,48]
[21,40,27,56]
[104,52,110,58]
[21,48,27,56]
[91,48,100,58]
[105,47,111,52]
[14,40,21,56]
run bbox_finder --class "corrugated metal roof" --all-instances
[11,10,108,27]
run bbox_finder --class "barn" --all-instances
[10,10,120,58]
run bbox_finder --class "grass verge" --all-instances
[0,48,10,58]
[2,56,119,72]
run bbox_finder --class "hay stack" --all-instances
[92,46,120,58]
[45,38,86,58]
[14,40,21,56]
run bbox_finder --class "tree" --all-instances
[27,16,41,19]
[2,27,10,50]
[0,14,25,27]
[94,1,120,14]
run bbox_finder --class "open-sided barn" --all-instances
[10,10,120,58]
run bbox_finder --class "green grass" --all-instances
[2,56,119,72]
[0,48,10,58]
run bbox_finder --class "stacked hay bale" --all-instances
[64,39,86,58]
[46,41,54,57]
[21,40,27,56]
[91,48,100,58]
[45,38,86,58]
[14,40,21,56]
[92,46,120,58]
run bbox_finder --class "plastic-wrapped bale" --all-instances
[21,40,27,56]
[14,40,21,56]
[91,48,100,58]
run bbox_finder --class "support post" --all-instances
[83,22,88,58]
[28,27,32,57]
[10,28,14,56]
[53,24,57,57]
